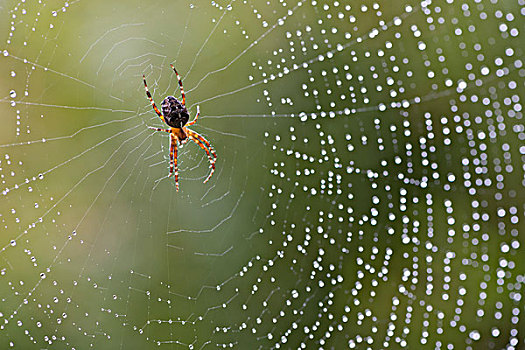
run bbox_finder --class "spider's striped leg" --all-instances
[188,135,215,183]
[143,75,165,123]
[185,129,216,183]
[170,64,186,106]
[169,133,180,191]
[188,128,217,165]
[185,105,200,127]
[148,126,170,132]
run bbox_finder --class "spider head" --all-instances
[161,96,189,128]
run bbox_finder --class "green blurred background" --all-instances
[0,0,523,349]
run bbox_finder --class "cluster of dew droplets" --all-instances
[210,0,524,349]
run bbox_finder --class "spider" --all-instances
[143,65,216,191]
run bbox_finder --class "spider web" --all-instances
[0,0,524,348]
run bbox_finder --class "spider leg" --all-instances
[143,75,165,123]
[185,105,200,127]
[169,133,180,191]
[185,128,216,183]
[170,64,186,106]
[148,126,170,132]
[187,128,217,165]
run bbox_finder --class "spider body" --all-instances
[143,65,216,191]
[161,96,189,129]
